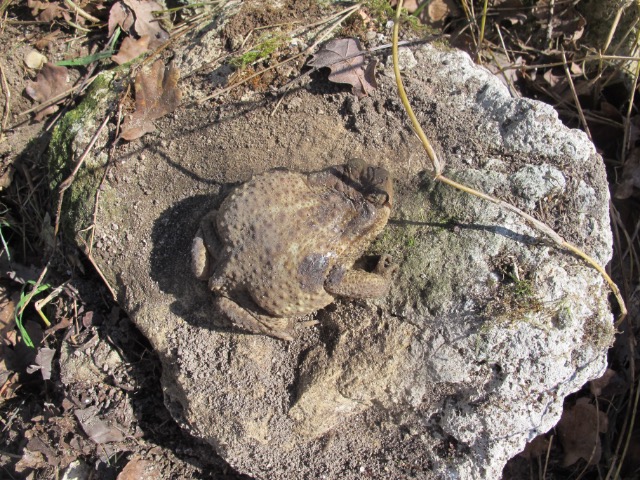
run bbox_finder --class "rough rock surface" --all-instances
[52,42,614,479]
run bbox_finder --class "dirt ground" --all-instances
[1,0,639,479]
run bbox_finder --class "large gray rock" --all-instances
[52,42,614,479]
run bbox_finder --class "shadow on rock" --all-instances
[149,191,237,333]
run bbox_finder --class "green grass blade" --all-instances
[15,281,50,348]
[55,51,113,67]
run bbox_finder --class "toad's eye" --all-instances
[366,191,390,207]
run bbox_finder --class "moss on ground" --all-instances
[48,70,122,241]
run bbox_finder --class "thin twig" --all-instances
[622,29,640,159]
[34,281,69,328]
[545,0,555,50]
[54,112,112,241]
[542,434,553,479]
[561,47,592,141]
[63,0,101,23]
[477,0,489,63]
[16,77,92,117]
[0,61,10,132]
[602,5,626,53]
[392,0,627,321]
[392,4,442,174]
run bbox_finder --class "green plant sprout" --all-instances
[15,281,51,348]
[231,34,289,69]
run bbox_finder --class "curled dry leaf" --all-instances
[24,50,48,70]
[308,38,377,99]
[111,35,151,65]
[25,63,71,121]
[120,60,181,141]
[557,398,608,467]
[108,0,169,49]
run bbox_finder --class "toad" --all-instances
[192,159,397,341]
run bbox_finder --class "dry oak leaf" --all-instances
[389,0,419,13]
[25,63,71,121]
[108,0,169,49]
[408,0,460,26]
[120,60,181,141]
[108,1,135,37]
[111,35,151,65]
[589,368,616,396]
[518,434,550,459]
[75,406,125,444]
[557,398,608,467]
[27,0,65,22]
[26,347,55,380]
[614,147,640,199]
[308,38,377,99]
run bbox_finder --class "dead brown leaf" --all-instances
[308,38,377,99]
[0,372,20,402]
[120,60,181,141]
[108,1,135,37]
[27,0,65,22]
[75,406,125,444]
[0,284,17,341]
[111,35,151,65]
[492,0,526,25]
[389,0,419,13]
[614,147,640,200]
[426,0,457,26]
[25,63,71,121]
[26,347,55,380]
[557,398,608,467]
[589,368,616,396]
[34,30,64,51]
[519,434,550,459]
[0,285,17,387]
[108,0,169,49]
[533,0,586,44]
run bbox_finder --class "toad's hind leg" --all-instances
[192,210,222,281]
[215,296,295,341]
[325,254,398,299]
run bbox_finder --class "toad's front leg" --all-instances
[215,296,295,341]
[324,254,398,299]
[192,210,223,281]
